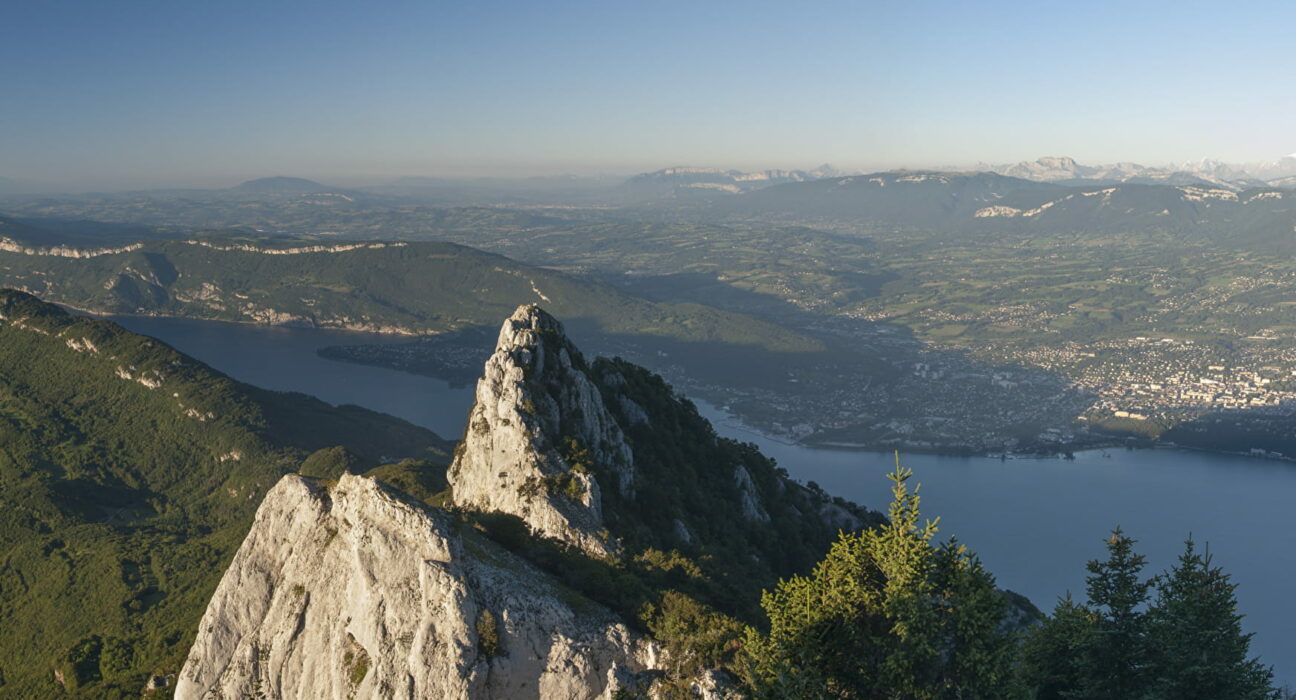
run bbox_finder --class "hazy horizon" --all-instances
[5,0,1295,190]
[9,150,1296,194]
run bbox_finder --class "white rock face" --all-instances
[175,474,660,700]
[0,237,144,258]
[184,240,407,255]
[733,466,770,522]
[450,305,633,557]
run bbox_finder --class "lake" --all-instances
[108,315,477,440]
[109,314,1296,683]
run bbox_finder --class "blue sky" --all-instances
[3,0,1294,187]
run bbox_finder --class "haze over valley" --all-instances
[4,1,1295,697]
[7,158,1296,458]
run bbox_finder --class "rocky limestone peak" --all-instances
[175,473,661,699]
[450,305,634,557]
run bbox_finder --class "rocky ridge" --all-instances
[175,474,661,699]
[176,304,877,699]
[448,304,874,563]
[0,237,144,258]
[450,305,634,557]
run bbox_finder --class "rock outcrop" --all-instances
[175,474,660,699]
[449,305,879,561]
[450,305,633,557]
[177,305,886,699]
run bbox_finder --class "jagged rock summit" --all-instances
[177,305,878,699]
[450,305,633,557]
[175,473,659,699]
[451,304,874,562]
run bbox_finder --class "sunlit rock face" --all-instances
[175,474,659,700]
[449,305,633,557]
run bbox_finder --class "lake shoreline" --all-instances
[698,399,1295,466]
[68,302,1295,466]
[90,313,1296,684]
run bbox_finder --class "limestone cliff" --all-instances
[449,305,878,564]
[450,305,633,557]
[178,305,881,700]
[175,474,660,699]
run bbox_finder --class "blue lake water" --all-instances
[108,315,477,440]
[109,314,1296,683]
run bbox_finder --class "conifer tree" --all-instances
[1076,527,1153,699]
[869,460,942,696]
[1017,593,1095,699]
[1145,538,1277,699]
[929,539,1020,698]
[1021,529,1278,700]
[740,460,1017,699]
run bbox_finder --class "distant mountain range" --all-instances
[621,156,1296,202]
[228,175,334,194]
[8,155,1294,204]
[983,155,1296,190]
[711,171,1055,226]
[620,155,1296,200]
[623,164,846,200]
[709,169,1296,247]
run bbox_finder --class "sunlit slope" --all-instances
[0,236,820,352]
[0,290,447,696]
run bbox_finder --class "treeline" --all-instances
[730,465,1278,699]
[475,458,1280,698]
